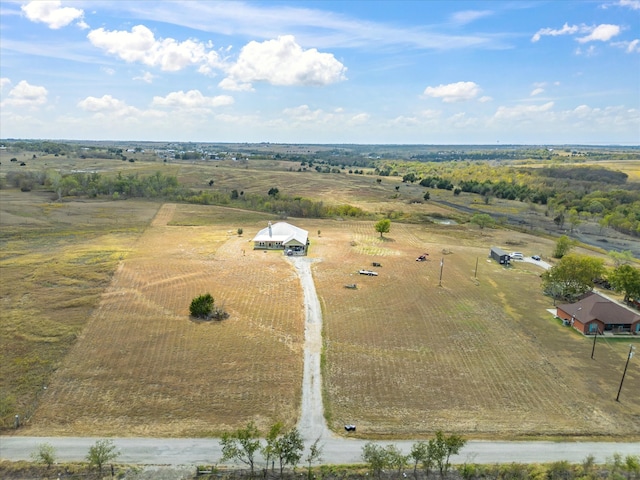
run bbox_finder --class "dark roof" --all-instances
[558,292,640,326]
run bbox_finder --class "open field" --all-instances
[19,204,304,437]
[1,153,639,440]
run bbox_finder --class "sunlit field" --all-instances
[1,152,638,439]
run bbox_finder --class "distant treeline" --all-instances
[388,163,640,237]
[3,170,367,219]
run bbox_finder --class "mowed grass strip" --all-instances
[311,220,640,440]
[27,204,304,437]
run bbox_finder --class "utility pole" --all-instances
[438,258,444,287]
[591,328,599,360]
[615,345,635,402]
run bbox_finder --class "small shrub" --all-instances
[190,293,214,319]
[30,443,57,469]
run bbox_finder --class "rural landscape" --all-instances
[1,140,639,478]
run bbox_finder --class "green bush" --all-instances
[190,293,214,319]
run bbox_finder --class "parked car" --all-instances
[510,252,524,260]
[344,424,356,432]
[531,255,541,261]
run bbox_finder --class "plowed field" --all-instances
[12,202,640,439]
[26,204,305,437]
[311,221,640,439]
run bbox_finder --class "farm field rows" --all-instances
[310,220,640,439]
[19,203,305,437]
[10,200,638,440]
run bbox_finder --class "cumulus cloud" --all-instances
[87,25,222,72]
[222,35,347,89]
[478,96,493,103]
[217,77,255,92]
[577,24,621,43]
[530,87,545,96]
[2,80,48,107]
[532,23,579,42]
[21,1,84,29]
[0,78,11,90]
[349,113,370,125]
[422,81,481,103]
[151,90,234,109]
[78,95,128,112]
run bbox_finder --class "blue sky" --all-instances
[1,0,639,144]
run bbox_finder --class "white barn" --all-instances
[252,221,309,255]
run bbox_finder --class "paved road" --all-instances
[1,436,639,465]
[2,253,639,467]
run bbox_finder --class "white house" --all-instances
[252,221,309,255]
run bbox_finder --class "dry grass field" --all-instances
[1,153,639,440]
[310,221,640,439]
[21,204,304,437]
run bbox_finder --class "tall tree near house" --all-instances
[375,218,391,238]
[542,254,606,302]
[609,264,640,303]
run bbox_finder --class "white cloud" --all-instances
[575,45,598,56]
[151,90,234,109]
[530,88,545,96]
[77,95,128,112]
[222,35,347,89]
[21,1,84,29]
[134,72,156,83]
[0,78,11,90]
[625,39,640,53]
[217,77,254,92]
[349,113,370,125]
[577,24,621,43]
[87,25,223,72]
[494,102,554,119]
[532,23,579,42]
[101,67,116,76]
[422,81,481,103]
[450,10,492,25]
[533,23,622,44]
[617,0,640,9]
[478,96,493,103]
[2,80,48,107]
[283,104,325,121]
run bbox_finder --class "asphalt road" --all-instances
[1,436,639,465]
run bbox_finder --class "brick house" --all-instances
[556,291,640,335]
